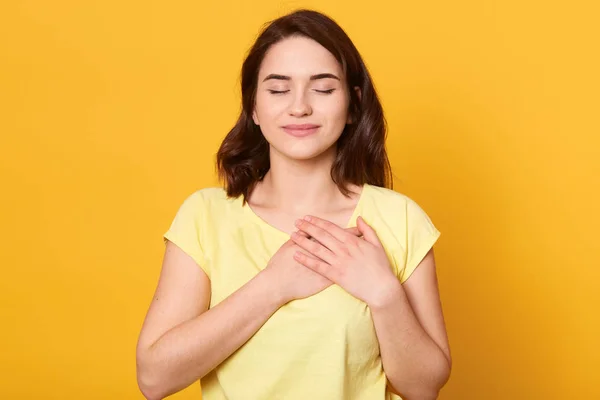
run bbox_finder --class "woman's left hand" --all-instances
[291,215,401,307]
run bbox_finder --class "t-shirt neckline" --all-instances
[241,183,370,239]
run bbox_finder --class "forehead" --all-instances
[258,36,343,80]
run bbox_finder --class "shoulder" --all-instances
[178,186,232,207]
[365,184,423,215]
[168,187,234,224]
[366,184,408,201]
[363,184,438,243]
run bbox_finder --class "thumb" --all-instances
[357,216,382,247]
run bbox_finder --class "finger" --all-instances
[344,226,363,237]
[292,222,363,250]
[306,216,362,244]
[295,218,347,255]
[356,216,383,247]
[298,227,359,240]
[291,231,335,264]
[294,250,338,281]
[294,230,319,242]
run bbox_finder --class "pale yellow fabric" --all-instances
[163,183,441,400]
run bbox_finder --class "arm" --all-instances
[370,248,452,400]
[136,241,284,400]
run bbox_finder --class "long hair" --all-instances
[216,9,393,204]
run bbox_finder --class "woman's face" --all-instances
[253,36,352,161]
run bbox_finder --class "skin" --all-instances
[252,35,352,162]
[136,35,451,400]
[249,35,362,233]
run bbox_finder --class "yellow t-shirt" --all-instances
[163,183,441,400]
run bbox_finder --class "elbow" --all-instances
[438,352,452,389]
[389,384,440,400]
[137,369,163,400]
[389,353,452,400]
[137,369,166,400]
[139,386,161,400]
[409,390,441,400]
[136,353,167,400]
[389,384,441,400]
[426,348,452,394]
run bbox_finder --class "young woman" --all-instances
[136,9,451,400]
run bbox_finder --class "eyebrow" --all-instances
[262,73,341,82]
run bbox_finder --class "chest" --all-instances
[204,225,381,361]
[246,204,358,237]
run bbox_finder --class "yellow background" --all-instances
[1,1,598,399]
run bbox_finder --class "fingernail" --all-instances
[304,216,312,221]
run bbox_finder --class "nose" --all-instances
[288,91,312,117]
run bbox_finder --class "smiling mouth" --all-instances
[282,124,321,137]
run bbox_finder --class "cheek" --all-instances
[321,97,350,125]
[255,93,287,122]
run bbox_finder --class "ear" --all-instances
[347,86,361,124]
[252,110,260,125]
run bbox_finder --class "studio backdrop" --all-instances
[1,1,598,399]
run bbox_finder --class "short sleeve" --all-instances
[398,197,441,283]
[163,191,208,275]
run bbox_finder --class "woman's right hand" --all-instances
[263,227,362,304]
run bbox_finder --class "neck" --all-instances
[255,146,348,214]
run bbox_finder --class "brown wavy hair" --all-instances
[216,9,393,204]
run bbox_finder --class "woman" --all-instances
[136,9,451,400]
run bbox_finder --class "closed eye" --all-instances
[267,89,289,94]
[267,89,335,95]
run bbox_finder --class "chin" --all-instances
[282,149,324,161]
[276,143,337,162]
[265,133,339,161]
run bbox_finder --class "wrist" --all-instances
[255,269,289,308]
[366,278,404,311]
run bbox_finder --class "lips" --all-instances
[282,124,321,137]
